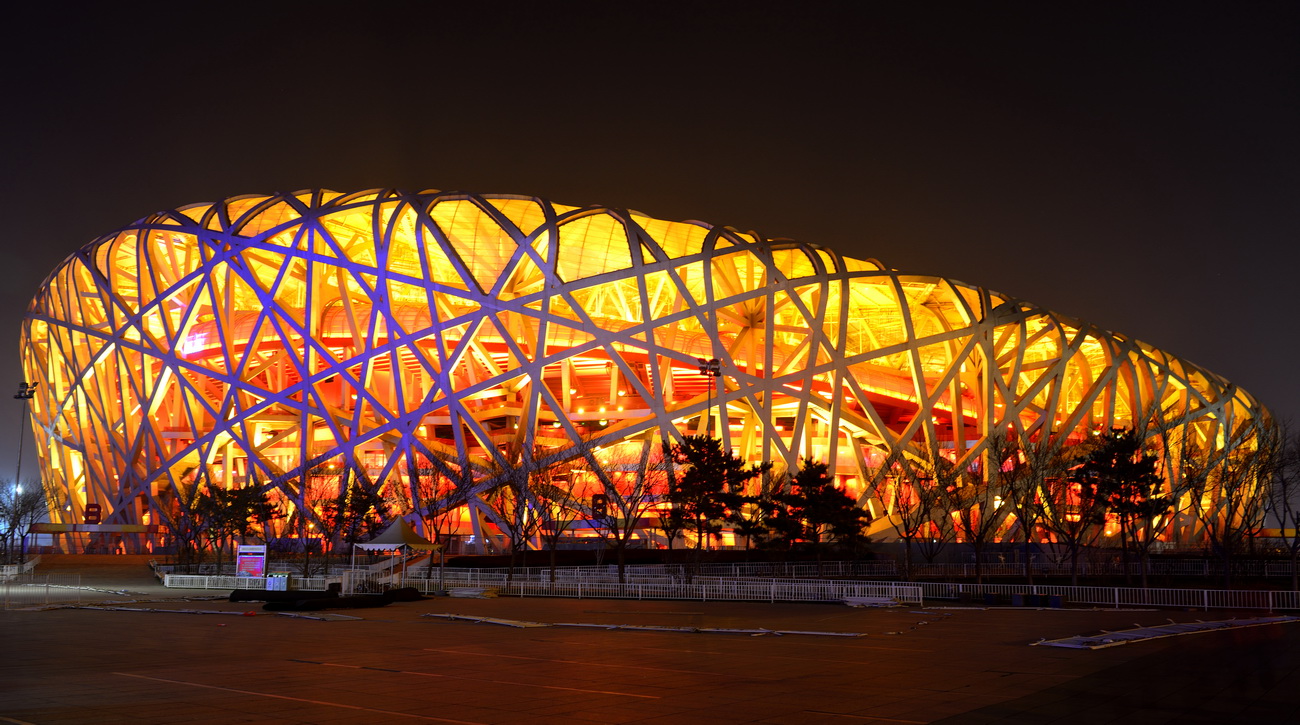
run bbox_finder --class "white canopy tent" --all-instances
[350,519,441,588]
[355,518,440,552]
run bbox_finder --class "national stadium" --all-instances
[20,189,1271,553]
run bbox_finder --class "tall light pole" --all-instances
[13,381,38,561]
[696,358,721,436]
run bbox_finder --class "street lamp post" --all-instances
[13,381,38,562]
[696,358,722,436]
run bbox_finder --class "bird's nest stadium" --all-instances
[20,189,1270,554]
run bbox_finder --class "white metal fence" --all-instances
[0,555,42,581]
[399,561,898,583]
[397,570,923,604]
[911,581,1300,611]
[902,560,1300,579]
[162,574,335,591]
[155,560,1300,613]
[150,556,1300,580]
[153,558,899,579]
[160,567,922,604]
[2,573,82,609]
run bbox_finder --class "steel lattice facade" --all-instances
[21,189,1269,551]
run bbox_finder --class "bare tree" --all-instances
[0,478,45,563]
[303,459,386,571]
[1184,422,1280,586]
[154,467,206,570]
[1034,441,1103,586]
[468,438,586,583]
[583,440,669,583]
[404,456,472,590]
[481,464,541,584]
[1139,413,1201,556]
[531,455,584,583]
[288,474,332,576]
[989,431,1071,584]
[872,448,950,580]
[191,481,284,573]
[915,503,957,567]
[1270,426,1300,590]
[942,443,1011,584]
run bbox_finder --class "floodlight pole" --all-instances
[696,358,722,436]
[13,381,38,562]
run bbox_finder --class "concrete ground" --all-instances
[3,556,1299,724]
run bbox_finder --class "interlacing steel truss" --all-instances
[21,189,1270,551]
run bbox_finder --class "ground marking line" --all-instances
[805,711,926,723]
[632,643,931,661]
[582,610,706,615]
[597,627,926,650]
[769,640,934,653]
[511,641,895,670]
[421,647,766,678]
[291,659,661,699]
[112,672,484,724]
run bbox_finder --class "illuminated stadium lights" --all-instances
[20,189,1271,553]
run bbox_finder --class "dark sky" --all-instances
[2,1,1297,476]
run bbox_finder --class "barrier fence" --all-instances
[151,557,1300,581]
[405,575,924,604]
[910,581,1300,611]
[0,556,42,581]
[152,559,900,579]
[158,566,1300,612]
[902,560,1300,579]
[150,556,1300,612]
[2,574,82,609]
[162,574,334,591]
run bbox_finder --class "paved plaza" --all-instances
[3,556,1300,723]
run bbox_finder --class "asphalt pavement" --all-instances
[3,555,1298,724]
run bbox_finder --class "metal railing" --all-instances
[2,573,82,609]
[154,559,1300,612]
[399,560,898,584]
[0,555,42,581]
[911,580,1300,611]
[900,559,1300,579]
[411,575,925,604]
[152,558,406,578]
[162,574,335,591]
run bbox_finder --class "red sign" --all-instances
[83,504,101,525]
[236,544,267,577]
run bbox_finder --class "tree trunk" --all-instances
[1291,547,1299,592]
[1120,525,1132,586]
[1221,546,1233,589]
[1022,531,1034,585]
[1069,540,1080,587]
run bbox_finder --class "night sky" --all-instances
[2,2,1297,477]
